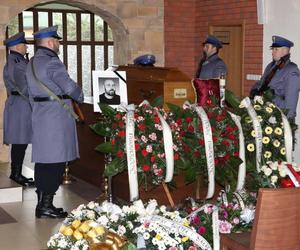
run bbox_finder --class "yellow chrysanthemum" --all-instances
[262,137,270,144]
[182,236,189,242]
[251,130,256,137]
[280,148,286,155]
[183,219,190,227]
[247,144,255,152]
[73,230,83,240]
[265,126,273,135]
[254,105,261,110]
[71,220,81,229]
[265,107,273,113]
[62,227,73,236]
[275,127,283,135]
[273,140,280,147]
[245,116,252,123]
[268,103,276,108]
[155,234,162,240]
[264,151,272,159]
[257,116,263,122]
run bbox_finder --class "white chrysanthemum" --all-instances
[110,214,119,222]
[264,151,272,159]
[279,169,287,177]
[273,139,280,147]
[143,232,150,240]
[266,107,273,113]
[251,130,256,137]
[275,127,283,135]
[271,175,278,184]
[87,201,96,209]
[280,148,286,155]
[96,215,109,226]
[268,116,277,124]
[263,167,272,176]
[247,144,255,152]
[254,105,261,110]
[117,225,126,235]
[87,210,95,220]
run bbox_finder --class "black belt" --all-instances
[33,95,71,102]
[11,91,20,96]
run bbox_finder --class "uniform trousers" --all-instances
[11,144,27,167]
[34,163,65,194]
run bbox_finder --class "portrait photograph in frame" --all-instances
[92,70,127,112]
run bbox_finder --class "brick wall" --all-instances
[164,0,196,78]
[165,0,263,96]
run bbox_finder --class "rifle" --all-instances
[250,54,290,99]
[72,101,85,124]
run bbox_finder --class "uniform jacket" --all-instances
[252,59,300,118]
[196,54,227,79]
[26,46,83,163]
[3,51,32,145]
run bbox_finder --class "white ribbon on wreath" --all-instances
[184,101,215,199]
[241,97,263,172]
[186,204,220,250]
[228,112,246,191]
[279,110,293,162]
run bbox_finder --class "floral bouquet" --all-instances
[47,199,209,250]
[167,101,242,189]
[90,98,181,187]
[249,161,300,189]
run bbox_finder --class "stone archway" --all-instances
[0,0,165,162]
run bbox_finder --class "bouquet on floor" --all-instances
[47,199,209,250]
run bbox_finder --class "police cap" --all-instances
[33,25,62,40]
[203,35,223,48]
[271,35,294,48]
[4,32,28,47]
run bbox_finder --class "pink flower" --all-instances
[197,226,206,235]
[219,220,233,234]
[169,247,178,250]
[188,246,197,250]
[232,217,240,225]
[149,132,157,141]
[204,205,213,214]
[146,145,153,153]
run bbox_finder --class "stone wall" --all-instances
[0,0,164,162]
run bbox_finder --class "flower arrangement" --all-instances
[238,97,287,168]
[47,199,207,250]
[248,161,300,189]
[90,98,181,187]
[167,102,242,189]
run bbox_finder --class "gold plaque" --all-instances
[174,88,187,99]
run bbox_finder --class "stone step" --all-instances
[0,173,23,203]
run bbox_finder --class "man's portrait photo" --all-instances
[92,70,127,112]
[99,78,120,105]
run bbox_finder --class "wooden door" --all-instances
[210,25,243,97]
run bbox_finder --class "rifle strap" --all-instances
[30,59,79,121]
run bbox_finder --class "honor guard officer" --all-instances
[3,32,34,187]
[26,25,84,218]
[250,36,300,119]
[195,35,227,79]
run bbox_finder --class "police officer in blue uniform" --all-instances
[250,36,300,119]
[195,35,227,79]
[26,26,84,218]
[3,32,34,187]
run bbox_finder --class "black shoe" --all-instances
[36,190,63,213]
[35,192,67,219]
[10,174,35,187]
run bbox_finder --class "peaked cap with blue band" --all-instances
[4,32,28,47]
[33,25,62,40]
[203,35,223,48]
[134,54,156,66]
[271,35,294,48]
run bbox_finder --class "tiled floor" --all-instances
[0,163,101,250]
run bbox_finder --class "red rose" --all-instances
[115,113,122,120]
[154,168,164,176]
[184,144,190,153]
[154,116,160,124]
[213,137,218,143]
[138,123,146,131]
[118,130,125,137]
[142,164,151,172]
[141,149,148,157]
[234,151,239,157]
[225,127,234,133]
[135,144,140,151]
[207,112,213,119]
[187,125,194,132]
[198,139,205,145]
[222,140,230,146]
[150,155,156,162]
[228,134,236,140]
[119,121,125,128]
[111,138,116,145]
[174,153,179,160]
[192,216,200,225]
[194,151,201,158]
[176,119,183,125]
[211,126,216,133]
[180,131,186,137]
[214,158,219,165]
[186,117,193,123]
[216,115,224,122]
[117,150,124,158]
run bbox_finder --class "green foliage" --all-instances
[103,157,126,177]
